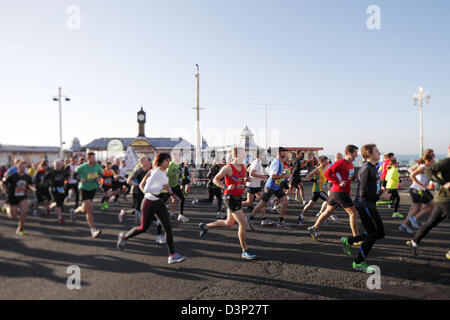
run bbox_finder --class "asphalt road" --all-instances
[0,184,449,300]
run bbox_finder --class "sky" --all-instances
[0,0,449,156]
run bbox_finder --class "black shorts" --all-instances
[181,179,190,186]
[280,181,289,191]
[409,188,433,204]
[328,192,354,209]
[102,185,112,192]
[51,189,65,207]
[118,181,128,190]
[36,189,51,203]
[311,191,329,202]
[81,189,96,201]
[6,195,27,206]
[224,194,243,212]
[261,187,286,203]
[292,176,303,188]
[248,187,262,195]
[112,181,121,190]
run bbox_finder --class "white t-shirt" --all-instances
[118,167,127,183]
[143,168,169,201]
[247,158,263,188]
[410,164,430,191]
[68,164,78,184]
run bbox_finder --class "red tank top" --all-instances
[224,164,246,196]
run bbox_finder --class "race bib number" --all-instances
[274,179,282,185]
[104,178,112,184]
[348,169,355,179]
[14,187,26,197]
[87,173,98,180]
[56,187,65,194]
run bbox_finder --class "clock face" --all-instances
[138,114,145,121]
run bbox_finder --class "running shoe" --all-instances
[261,218,275,226]
[276,220,289,228]
[216,211,225,219]
[16,228,25,236]
[353,241,363,247]
[330,214,339,222]
[302,201,307,206]
[58,216,64,225]
[392,212,405,218]
[91,228,102,238]
[341,237,352,256]
[323,219,331,225]
[104,202,109,210]
[446,250,450,260]
[352,261,376,274]
[155,235,166,244]
[399,224,414,234]
[191,199,197,205]
[241,250,256,260]
[406,240,418,256]
[168,253,186,264]
[308,226,319,241]
[99,203,106,211]
[117,232,126,250]
[297,214,305,225]
[199,223,208,240]
[70,208,76,223]
[177,214,190,223]
[246,216,255,231]
[118,209,126,223]
[409,216,420,229]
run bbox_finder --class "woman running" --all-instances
[46,159,69,224]
[117,153,186,264]
[399,152,435,233]
[385,159,403,218]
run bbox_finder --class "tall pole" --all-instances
[414,86,430,159]
[265,105,268,149]
[195,64,201,167]
[419,97,423,158]
[58,87,63,159]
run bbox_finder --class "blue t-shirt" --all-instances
[265,158,283,190]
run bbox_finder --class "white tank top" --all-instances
[410,164,429,191]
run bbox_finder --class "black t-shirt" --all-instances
[34,170,49,189]
[130,167,150,195]
[292,158,303,178]
[111,165,120,174]
[4,172,32,198]
[46,169,69,190]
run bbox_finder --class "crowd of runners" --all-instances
[1,144,449,270]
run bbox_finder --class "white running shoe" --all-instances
[330,214,339,222]
[91,228,102,238]
[303,201,307,206]
[118,209,126,223]
[261,218,275,226]
[216,211,225,219]
[117,232,126,250]
[155,235,166,244]
[178,214,189,222]
[168,253,186,264]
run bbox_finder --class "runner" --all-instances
[406,149,450,257]
[117,152,186,264]
[117,160,130,200]
[180,162,191,196]
[33,160,51,216]
[64,157,80,209]
[166,154,189,222]
[99,162,115,211]
[290,150,307,205]
[379,153,395,190]
[207,159,225,218]
[198,147,257,260]
[340,144,385,273]
[250,147,292,228]
[385,159,404,218]
[46,159,69,224]
[70,152,103,238]
[118,156,151,225]
[399,152,435,233]
[297,156,329,225]
[0,160,35,235]
[308,145,360,241]
[316,153,343,220]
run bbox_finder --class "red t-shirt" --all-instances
[380,159,391,180]
[224,164,246,197]
[324,159,355,194]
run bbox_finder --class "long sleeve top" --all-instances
[324,159,355,194]
[425,158,450,203]
[355,162,382,208]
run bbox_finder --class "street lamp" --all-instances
[53,87,70,159]
[413,86,430,158]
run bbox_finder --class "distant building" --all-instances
[0,144,68,166]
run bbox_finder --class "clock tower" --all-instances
[137,106,146,137]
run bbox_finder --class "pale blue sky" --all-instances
[0,0,449,156]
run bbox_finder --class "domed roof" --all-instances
[68,137,81,151]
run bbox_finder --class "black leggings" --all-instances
[388,189,400,212]
[64,183,79,208]
[170,185,185,215]
[201,187,223,211]
[414,202,450,245]
[348,207,385,264]
[124,198,175,255]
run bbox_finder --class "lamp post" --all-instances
[413,86,430,158]
[53,87,70,159]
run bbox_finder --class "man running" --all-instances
[166,153,189,222]
[99,162,115,211]
[1,160,35,235]
[33,160,51,216]
[64,157,80,209]
[250,147,292,228]
[406,148,450,256]
[70,152,103,238]
[340,144,385,273]
[290,150,307,205]
[308,145,360,241]
[297,156,329,225]
[46,160,69,224]
[199,147,257,260]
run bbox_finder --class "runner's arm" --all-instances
[304,168,319,181]
[410,166,427,189]
[213,165,231,189]
[324,162,340,185]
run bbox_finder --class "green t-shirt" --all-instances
[167,161,180,188]
[76,163,104,191]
